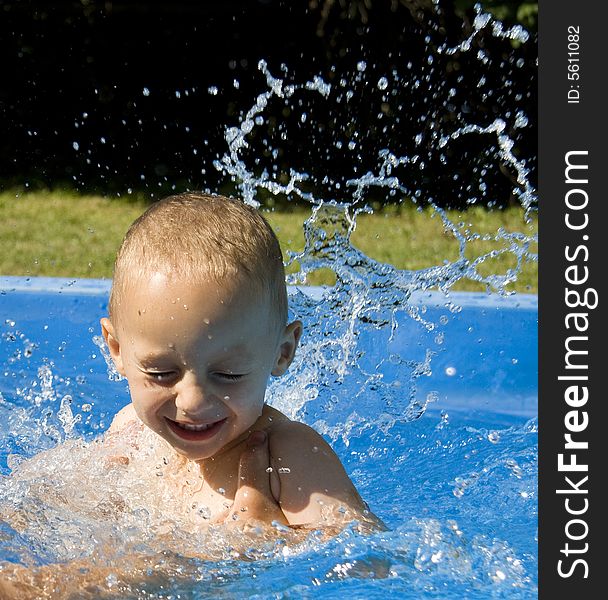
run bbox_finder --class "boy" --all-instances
[100,192,380,530]
[0,192,383,597]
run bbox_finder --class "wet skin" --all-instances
[102,272,301,465]
[101,272,381,528]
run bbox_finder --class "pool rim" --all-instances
[0,275,538,310]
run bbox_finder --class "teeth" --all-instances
[178,422,213,432]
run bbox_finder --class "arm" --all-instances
[269,421,385,530]
[0,433,285,600]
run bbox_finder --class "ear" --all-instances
[271,320,303,377]
[100,317,126,376]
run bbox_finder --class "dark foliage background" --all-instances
[0,0,537,209]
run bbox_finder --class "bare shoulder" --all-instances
[107,403,139,435]
[268,418,333,455]
[101,403,143,462]
[267,419,354,487]
[266,417,370,527]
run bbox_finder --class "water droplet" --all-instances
[426,391,439,404]
[514,111,528,128]
[487,431,500,444]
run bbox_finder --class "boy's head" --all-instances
[109,192,288,331]
[101,193,302,461]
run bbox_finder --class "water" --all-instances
[0,280,537,598]
[0,4,537,598]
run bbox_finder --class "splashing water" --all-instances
[0,4,537,598]
[213,34,536,438]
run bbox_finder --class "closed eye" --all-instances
[214,372,245,381]
[145,371,176,383]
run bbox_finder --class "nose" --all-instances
[174,372,211,417]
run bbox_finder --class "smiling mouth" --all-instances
[166,417,227,441]
[179,422,213,432]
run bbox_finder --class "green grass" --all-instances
[0,191,537,293]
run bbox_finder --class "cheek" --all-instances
[224,380,267,411]
[128,381,167,409]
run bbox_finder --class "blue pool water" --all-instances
[0,275,537,598]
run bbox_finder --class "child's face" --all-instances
[103,272,300,462]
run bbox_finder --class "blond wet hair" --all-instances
[109,192,288,328]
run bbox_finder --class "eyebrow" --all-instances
[134,346,258,367]
[209,351,257,370]
[134,352,175,366]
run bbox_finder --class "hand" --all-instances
[224,430,287,530]
[0,577,23,600]
[103,454,130,468]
